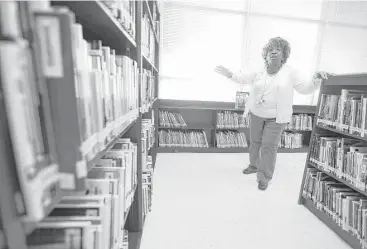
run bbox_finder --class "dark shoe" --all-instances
[242,166,257,174]
[258,181,268,190]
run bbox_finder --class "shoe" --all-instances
[242,166,257,174]
[258,181,268,190]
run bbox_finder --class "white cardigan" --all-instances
[231,65,319,124]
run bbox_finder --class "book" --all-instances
[159,130,209,148]
[235,92,249,110]
[216,131,248,148]
[0,40,61,221]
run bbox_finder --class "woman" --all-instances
[215,37,329,191]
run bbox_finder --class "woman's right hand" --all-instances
[215,65,233,78]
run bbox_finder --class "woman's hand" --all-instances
[215,65,233,78]
[313,71,332,80]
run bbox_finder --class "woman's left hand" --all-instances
[314,71,332,80]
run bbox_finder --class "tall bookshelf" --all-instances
[298,73,367,249]
[0,1,160,249]
[154,99,316,153]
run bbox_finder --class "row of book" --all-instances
[309,135,367,192]
[285,114,313,131]
[26,139,138,249]
[151,1,160,39]
[159,110,187,127]
[158,130,209,148]
[317,90,367,137]
[302,168,367,247]
[142,11,156,65]
[0,2,143,223]
[75,37,139,159]
[101,0,136,38]
[217,111,249,129]
[142,119,155,218]
[279,132,304,149]
[216,131,248,148]
[141,69,155,109]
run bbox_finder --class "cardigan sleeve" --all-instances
[292,70,320,94]
[230,70,256,85]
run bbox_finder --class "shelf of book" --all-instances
[298,73,367,249]
[156,100,315,152]
[143,0,159,43]
[154,147,309,153]
[53,0,137,49]
[0,1,160,249]
[301,197,362,249]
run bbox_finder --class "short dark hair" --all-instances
[262,37,291,65]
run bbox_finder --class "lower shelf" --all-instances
[154,147,309,153]
[301,197,362,249]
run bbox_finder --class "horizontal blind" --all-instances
[161,2,245,102]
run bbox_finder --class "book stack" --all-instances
[317,90,367,136]
[142,12,155,64]
[216,131,248,148]
[75,34,139,161]
[302,168,367,248]
[217,111,249,129]
[159,110,187,127]
[299,75,367,249]
[279,132,304,149]
[285,114,313,131]
[0,1,160,249]
[101,0,136,38]
[158,130,209,148]
[142,118,154,219]
[141,69,155,108]
[309,136,367,191]
[142,119,155,152]
[26,139,138,249]
[142,156,153,218]
[152,2,160,39]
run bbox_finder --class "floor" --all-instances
[140,153,352,249]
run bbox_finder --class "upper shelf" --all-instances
[52,0,137,50]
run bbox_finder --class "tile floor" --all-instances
[139,153,352,249]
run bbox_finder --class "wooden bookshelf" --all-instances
[155,99,316,152]
[298,73,367,249]
[0,1,160,249]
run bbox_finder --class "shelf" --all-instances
[154,147,309,153]
[308,161,367,196]
[87,112,139,171]
[143,0,159,44]
[316,124,367,142]
[301,197,362,249]
[216,127,248,131]
[142,54,158,72]
[52,0,136,49]
[23,190,65,235]
[158,125,214,130]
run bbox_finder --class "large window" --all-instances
[160,0,367,105]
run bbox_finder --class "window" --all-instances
[161,2,245,102]
[250,0,323,20]
[160,0,367,105]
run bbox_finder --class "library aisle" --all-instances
[140,153,351,249]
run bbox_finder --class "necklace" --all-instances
[256,73,277,105]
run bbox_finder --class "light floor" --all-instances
[140,153,352,249]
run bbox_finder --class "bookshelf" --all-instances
[155,99,316,153]
[298,73,367,249]
[0,1,160,249]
